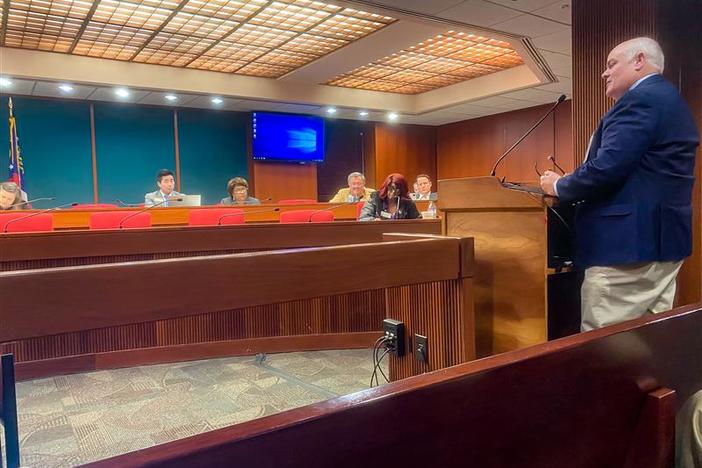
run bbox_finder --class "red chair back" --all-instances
[355,201,365,220]
[189,208,245,226]
[0,213,53,233]
[279,210,334,223]
[89,211,152,230]
[277,199,318,205]
[71,203,119,210]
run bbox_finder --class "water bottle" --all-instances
[428,201,437,219]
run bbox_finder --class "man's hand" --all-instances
[540,170,562,197]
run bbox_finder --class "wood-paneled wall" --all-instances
[436,100,573,183]
[251,161,317,202]
[373,123,437,188]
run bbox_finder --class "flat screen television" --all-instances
[252,112,325,163]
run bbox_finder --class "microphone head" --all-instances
[557,94,566,103]
[172,198,183,202]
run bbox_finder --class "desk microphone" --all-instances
[117,197,182,229]
[489,94,566,176]
[218,207,280,225]
[8,197,55,209]
[306,201,359,222]
[2,202,77,233]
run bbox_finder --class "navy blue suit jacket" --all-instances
[557,75,699,268]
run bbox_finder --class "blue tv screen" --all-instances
[252,112,325,163]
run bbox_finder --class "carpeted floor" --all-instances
[3,349,388,467]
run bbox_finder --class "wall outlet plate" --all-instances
[415,334,428,363]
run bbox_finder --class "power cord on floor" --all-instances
[370,336,392,388]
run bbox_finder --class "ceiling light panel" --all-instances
[186,56,247,71]
[1,0,396,79]
[4,10,83,51]
[325,30,524,94]
[162,12,238,39]
[133,48,197,65]
[180,0,266,21]
[91,1,171,30]
[145,32,214,54]
[226,24,296,48]
[249,2,338,32]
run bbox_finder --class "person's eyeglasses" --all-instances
[535,155,566,177]
[233,187,248,193]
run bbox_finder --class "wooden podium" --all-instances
[438,176,548,357]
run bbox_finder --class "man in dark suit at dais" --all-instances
[540,37,700,332]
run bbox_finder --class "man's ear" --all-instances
[633,51,646,71]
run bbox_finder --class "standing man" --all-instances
[329,172,375,203]
[144,169,185,207]
[540,37,699,331]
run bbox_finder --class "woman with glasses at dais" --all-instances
[221,177,261,205]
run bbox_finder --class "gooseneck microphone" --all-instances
[7,197,56,209]
[116,199,142,207]
[118,197,182,229]
[2,202,77,233]
[217,207,280,225]
[489,94,566,177]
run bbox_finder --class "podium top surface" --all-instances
[437,176,545,211]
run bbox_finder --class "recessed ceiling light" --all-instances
[358,110,369,117]
[211,97,223,105]
[0,77,12,87]
[387,112,399,121]
[58,84,74,93]
[164,94,178,102]
[114,88,130,98]
[326,107,337,115]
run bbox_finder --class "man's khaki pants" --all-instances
[581,260,683,332]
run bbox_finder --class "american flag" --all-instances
[8,97,24,189]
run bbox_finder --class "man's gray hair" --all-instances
[347,172,365,183]
[623,37,665,73]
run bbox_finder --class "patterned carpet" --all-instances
[2,349,388,467]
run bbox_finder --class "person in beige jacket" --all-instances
[329,172,375,203]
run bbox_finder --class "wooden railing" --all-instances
[0,219,441,271]
[0,235,474,382]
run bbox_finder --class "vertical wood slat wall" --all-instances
[386,279,475,381]
[571,0,656,165]
[0,290,385,363]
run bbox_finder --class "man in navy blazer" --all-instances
[540,37,699,331]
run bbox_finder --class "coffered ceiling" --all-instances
[0,0,573,125]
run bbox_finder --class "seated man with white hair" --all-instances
[329,171,375,203]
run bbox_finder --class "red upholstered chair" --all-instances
[279,210,334,223]
[71,203,119,209]
[277,199,318,205]
[89,211,152,229]
[0,213,53,233]
[356,201,365,220]
[188,208,245,226]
